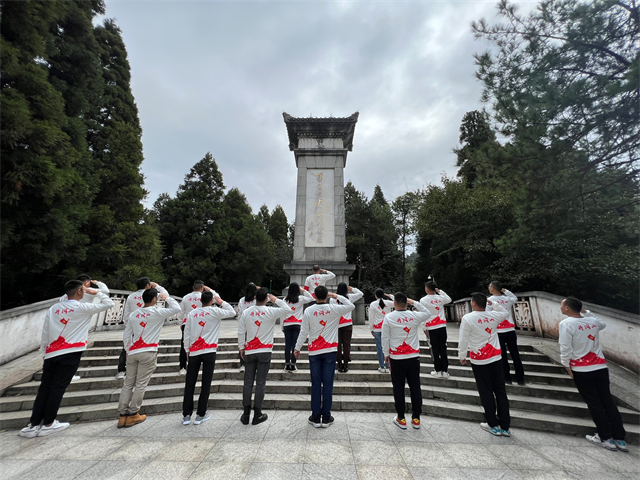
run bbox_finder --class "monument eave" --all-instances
[283,112,359,152]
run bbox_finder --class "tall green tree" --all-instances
[263,205,292,293]
[154,153,227,294]
[1,0,104,308]
[392,191,418,292]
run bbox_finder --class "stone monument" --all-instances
[282,112,364,323]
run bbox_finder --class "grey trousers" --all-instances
[242,352,271,410]
[118,351,157,415]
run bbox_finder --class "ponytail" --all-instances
[375,288,385,309]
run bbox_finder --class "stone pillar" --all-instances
[282,113,364,324]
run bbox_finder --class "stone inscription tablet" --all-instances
[305,169,335,247]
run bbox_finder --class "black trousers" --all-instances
[390,357,422,419]
[337,325,353,364]
[498,331,524,383]
[283,325,300,365]
[30,352,82,426]
[118,347,126,373]
[182,352,216,417]
[179,325,188,369]
[573,368,625,441]
[471,360,510,430]
[429,327,448,372]
[242,352,271,410]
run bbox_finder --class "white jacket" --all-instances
[41,293,114,359]
[180,289,219,324]
[487,290,518,333]
[124,297,180,355]
[295,296,355,356]
[184,303,236,356]
[238,300,292,355]
[419,290,452,331]
[382,302,432,360]
[330,288,363,328]
[304,271,336,297]
[282,290,315,327]
[238,297,257,315]
[59,281,109,303]
[559,311,607,372]
[368,299,394,332]
[122,285,169,326]
[458,304,509,365]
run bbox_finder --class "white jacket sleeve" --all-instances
[411,301,433,326]
[82,292,115,313]
[582,310,606,330]
[271,299,293,319]
[332,295,355,316]
[156,296,181,318]
[322,271,336,282]
[40,310,51,356]
[558,321,573,367]
[295,312,310,351]
[301,289,314,303]
[238,311,248,349]
[458,317,470,361]
[382,317,391,356]
[487,302,509,321]
[95,281,109,294]
[122,294,134,326]
[123,313,134,351]
[368,304,376,331]
[348,288,364,303]
[155,284,169,296]
[438,290,452,305]
[504,289,518,307]
[183,312,192,352]
[215,301,237,319]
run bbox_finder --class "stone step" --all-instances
[1,393,637,443]
[2,379,637,425]
[77,352,560,373]
[89,338,540,353]
[5,368,585,406]
[83,345,548,362]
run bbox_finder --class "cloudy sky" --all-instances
[103,0,536,221]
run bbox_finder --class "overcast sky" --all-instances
[103,0,537,221]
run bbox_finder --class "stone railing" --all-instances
[445,291,640,372]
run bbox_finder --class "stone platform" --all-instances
[0,410,638,480]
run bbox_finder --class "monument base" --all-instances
[283,261,365,325]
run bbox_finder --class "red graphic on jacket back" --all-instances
[339,316,352,325]
[283,315,301,325]
[137,303,142,307]
[130,320,159,351]
[46,318,87,354]
[497,319,515,329]
[571,351,606,368]
[304,285,310,291]
[245,318,273,351]
[190,320,218,352]
[308,317,338,351]
[470,343,501,360]
[390,325,419,356]
[588,334,595,341]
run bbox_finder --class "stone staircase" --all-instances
[1,336,638,443]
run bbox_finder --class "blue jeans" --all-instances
[373,332,389,368]
[309,351,337,419]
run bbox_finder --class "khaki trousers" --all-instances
[118,351,157,415]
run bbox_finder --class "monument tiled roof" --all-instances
[282,112,359,151]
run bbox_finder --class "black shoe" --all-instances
[505,380,513,385]
[517,380,526,386]
[291,364,298,372]
[344,362,349,373]
[241,405,251,425]
[252,410,268,425]
[308,415,321,428]
[321,415,334,428]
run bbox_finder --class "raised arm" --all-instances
[348,287,364,303]
[156,296,181,317]
[268,296,293,318]
[81,292,115,314]
[301,289,315,303]
[213,300,237,320]
[321,270,336,282]
[437,289,452,305]
[408,299,433,325]
[503,289,518,307]
[331,294,355,316]
[582,310,606,330]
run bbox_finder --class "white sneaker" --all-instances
[182,415,191,425]
[378,367,386,373]
[384,368,390,373]
[586,433,617,451]
[440,372,451,379]
[179,368,187,375]
[194,412,211,425]
[71,375,81,382]
[480,422,502,436]
[37,420,70,437]
[115,372,126,380]
[240,366,245,372]
[19,424,40,438]
[430,371,440,377]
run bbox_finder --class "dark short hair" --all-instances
[471,292,487,308]
[315,285,328,300]
[490,280,503,291]
[64,279,84,296]
[425,281,436,292]
[394,292,407,305]
[256,288,268,302]
[312,265,320,272]
[193,280,204,289]
[76,274,91,282]
[201,291,214,305]
[563,297,582,313]
[336,282,348,297]
[136,277,151,290]
[142,288,158,304]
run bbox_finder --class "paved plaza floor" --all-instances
[0,409,638,480]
